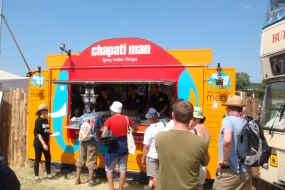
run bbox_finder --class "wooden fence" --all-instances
[0,88,28,166]
[236,91,260,119]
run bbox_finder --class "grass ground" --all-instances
[11,164,215,190]
[12,165,144,190]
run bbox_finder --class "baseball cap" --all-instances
[145,108,160,119]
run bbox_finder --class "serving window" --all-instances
[67,82,175,126]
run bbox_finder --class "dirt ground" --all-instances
[12,165,144,190]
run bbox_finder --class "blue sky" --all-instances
[0,0,267,82]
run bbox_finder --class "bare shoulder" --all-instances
[196,124,210,141]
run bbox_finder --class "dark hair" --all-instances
[200,116,206,124]
[151,84,159,88]
[85,102,95,113]
[172,100,194,123]
[35,109,47,117]
[129,84,137,90]
[101,85,109,91]
[228,106,243,112]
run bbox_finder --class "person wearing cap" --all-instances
[189,107,210,141]
[95,85,114,112]
[189,107,210,190]
[75,102,102,187]
[155,100,209,190]
[142,108,166,190]
[101,101,136,190]
[33,103,52,182]
[149,84,169,118]
[213,95,252,190]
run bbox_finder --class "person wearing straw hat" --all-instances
[101,101,136,190]
[189,107,210,190]
[33,103,52,182]
[213,95,252,190]
[142,108,166,190]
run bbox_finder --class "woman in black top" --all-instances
[33,104,51,182]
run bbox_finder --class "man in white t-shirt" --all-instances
[142,108,165,190]
[164,119,174,131]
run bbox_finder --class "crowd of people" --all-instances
[30,86,253,190]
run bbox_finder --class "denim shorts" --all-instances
[105,155,128,173]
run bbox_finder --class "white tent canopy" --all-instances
[0,70,27,81]
[0,70,28,91]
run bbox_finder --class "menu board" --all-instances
[203,68,236,178]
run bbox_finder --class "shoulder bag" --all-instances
[101,129,116,146]
[126,116,136,155]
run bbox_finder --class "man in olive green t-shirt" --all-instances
[156,101,209,190]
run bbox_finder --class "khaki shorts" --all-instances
[146,157,159,177]
[213,168,252,190]
[76,141,98,170]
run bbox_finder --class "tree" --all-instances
[236,72,250,91]
[253,81,265,98]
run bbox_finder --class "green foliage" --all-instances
[236,72,251,91]
[253,81,265,98]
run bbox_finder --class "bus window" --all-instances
[265,0,285,26]
[261,81,285,131]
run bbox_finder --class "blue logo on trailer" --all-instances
[31,74,45,87]
[208,72,231,89]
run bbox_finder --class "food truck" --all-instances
[27,37,236,179]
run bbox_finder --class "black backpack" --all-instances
[238,116,271,167]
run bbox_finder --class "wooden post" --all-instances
[0,88,28,166]
[8,89,13,165]
[22,93,28,165]
[15,88,20,166]
[3,91,9,161]
[252,96,260,119]
[22,89,28,166]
